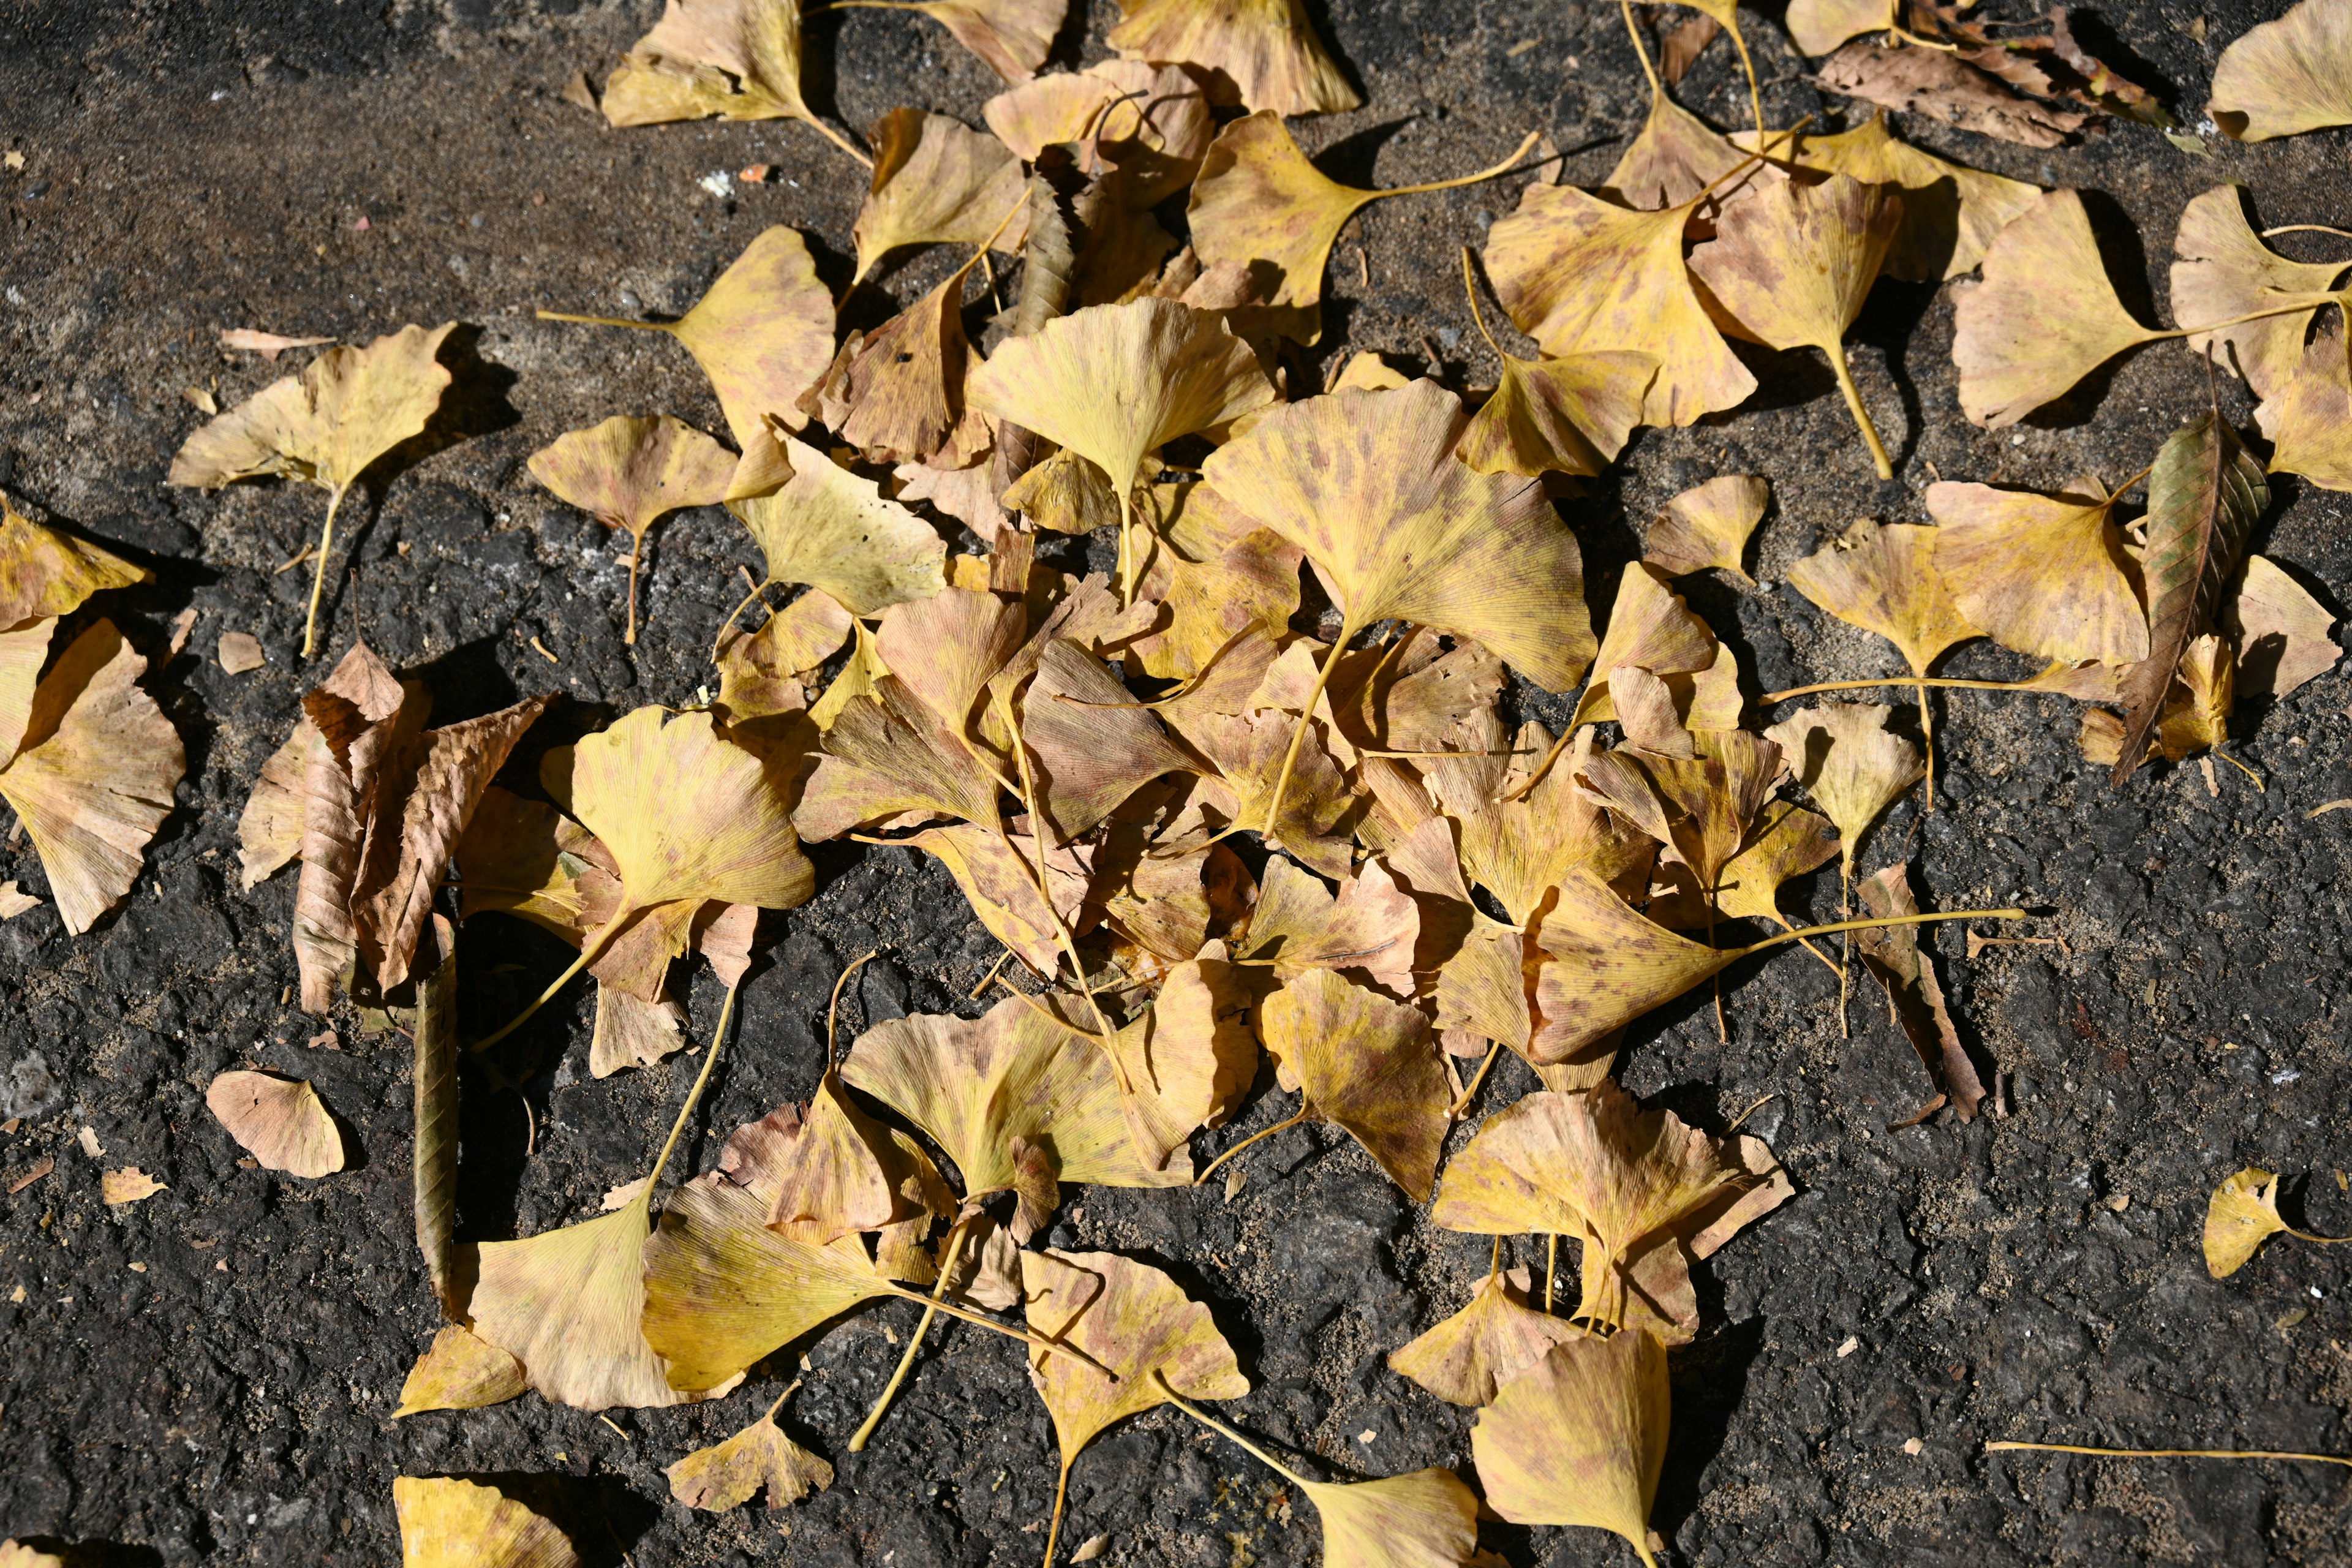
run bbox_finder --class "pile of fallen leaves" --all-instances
[9,0,2351,1562]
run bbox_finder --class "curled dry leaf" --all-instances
[527,415,738,644]
[589,984,687,1079]
[730,434,948,616]
[2207,0,2352,141]
[0,620,184,935]
[795,674,1005,842]
[541,227,835,453]
[2226,555,2341,701]
[2080,633,2234,769]
[2203,1166,2351,1276]
[1388,1265,1584,1407]
[100,1167,167,1205]
[1188,112,1536,342]
[1645,474,1766,585]
[1926,479,2147,666]
[1688,173,1902,477]
[1484,179,1756,429]
[1472,1332,1672,1568]
[167,322,454,656]
[206,1070,346,1178]
[1106,0,1359,116]
[1953,191,2165,428]
[393,1325,529,1417]
[851,109,1027,282]
[2171,187,2351,402]
[1259,967,1450,1200]
[392,1476,580,1568]
[1022,1248,1249,1557]
[1021,638,1196,842]
[984,60,1212,206]
[802,263,990,469]
[1814,41,2087,148]
[717,590,854,723]
[1127,485,1303,680]
[668,1400,835,1511]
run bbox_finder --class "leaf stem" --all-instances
[1986,1441,2352,1468]
[1259,624,1354,841]
[850,1214,971,1452]
[1193,1106,1310,1188]
[1724,13,1765,140]
[826,949,880,1076]
[1461,248,1504,358]
[1917,673,1936,813]
[535,310,676,332]
[1377,130,1545,200]
[642,981,737,1197]
[1743,908,2027,956]
[1447,1039,1504,1120]
[799,113,876,170]
[711,579,774,663]
[1042,1458,1071,1568]
[1824,340,1896,480]
[1152,1372,1314,1489]
[1758,676,2048,702]
[1544,1231,1558,1312]
[624,527,648,646]
[469,902,639,1054]
[302,484,348,660]
[1619,0,1662,97]
[2261,225,2352,240]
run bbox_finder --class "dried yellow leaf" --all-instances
[2228,554,2341,699]
[393,1325,529,1417]
[1106,0,1360,116]
[393,1476,579,1568]
[2171,186,2350,400]
[1926,478,2148,666]
[2202,1166,2352,1276]
[2208,0,2352,140]
[667,1398,835,1511]
[852,109,1027,282]
[1388,1266,1585,1407]
[1645,474,1765,584]
[529,415,737,644]
[1471,1332,1671,1567]
[0,491,151,630]
[729,434,948,616]
[984,61,1211,206]
[1260,968,1450,1200]
[100,1166,167,1205]
[1763,704,1923,880]
[206,1070,345,1178]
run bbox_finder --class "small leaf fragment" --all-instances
[206,1071,346,1178]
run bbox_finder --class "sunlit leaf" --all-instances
[2208,0,2352,141]
[1388,1265,1584,1407]
[1022,638,1195,841]
[1788,518,1980,678]
[0,491,150,630]
[1951,190,2166,428]
[1471,1332,1671,1567]
[393,1476,579,1568]
[1643,474,1765,584]
[1926,478,2147,666]
[852,109,1027,282]
[1784,0,1896,58]
[1762,704,1922,881]
[601,0,869,166]
[716,589,855,722]
[1128,484,1303,680]
[1855,861,1985,1119]
[2202,1166,2350,1276]
[795,674,1005,841]
[100,1166,167,1205]
[2256,331,2352,493]
[730,433,949,616]
[876,0,1064,85]
[1259,968,1449,1200]
[1604,74,1743,211]
[984,60,1213,206]
[206,1069,345,1178]
[667,1396,835,1510]
[2171,186,2350,400]
[2226,554,2341,700]
[527,415,737,644]
[1570,562,1731,730]
[1759,115,2041,282]
[1106,0,1360,116]
[393,1325,528,1417]
[1528,869,1741,1063]
[1457,344,1656,481]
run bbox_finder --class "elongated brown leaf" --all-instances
[413,914,461,1320]
[2110,415,2269,785]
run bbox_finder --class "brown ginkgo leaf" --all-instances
[851,108,1027,283]
[1187,111,1537,342]
[1951,191,2168,429]
[168,322,454,656]
[206,1069,345,1178]
[1926,478,2148,666]
[1471,1332,1672,1568]
[1255,967,1450,1200]
[1105,0,1360,116]
[392,1476,580,1568]
[969,297,1273,603]
[1645,474,1766,584]
[600,0,870,165]
[1687,173,1902,477]
[1484,176,1757,429]
[1022,1248,1250,1562]
[729,434,948,616]
[667,1388,835,1511]
[540,227,837,454]
[1387,1264,1585,1407]
[0,620,184,935]
[2207,0,2352,141]
[527,415,738,644]
[2203,1166,2351,1277]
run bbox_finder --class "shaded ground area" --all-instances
[2,1,2351,1563]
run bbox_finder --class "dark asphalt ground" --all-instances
[1,1,2350,1564]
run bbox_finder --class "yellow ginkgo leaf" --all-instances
[1423,716,1652,930]
[969,296,1273,601]
[2228,554,2342,699]
[983,59,1212,205]
[541,227,837,452]
[1126,485,1303,680]
[1952,190,2168,428]
[1188,111,1537,342]
[1645,474,1765,584]
[842,995,1193,1194]
[527,415,738,644]
[1258,968,1450,1201]
[2080,633,2236,768]
[0,620,184,935]
[1020,638,1196,842]
[1106,0,1360,116]
[729,434,948,616]
[1024,1248,1250,1558]
[1457,251,1655,480]
[2203,1166,2351,1276]
[0,1542,65,1568]
[1232,853,1420,998]
[2257,331,2352,492]
[100,1166,167,1205]
[2208,0,2352,141]
[1485,180,1756,429]
[1926,478,2147,666]
[393,1325,529,1417]
[715,588,856,722]
[1388,1265,1585,1407]
[206,1069,345,1178]
[1570,562,1726,729]
[2171,185,2351,401]
[393,1476,579,1568]
[1762,704,1923,882]
[1524,869,1747,1063]
[600,0,869,164]
[803,265,992,469]
[666,1390,835,1510]
[1754,115,2041,283]
[835,0,1062,84]
[1688,173,1902,477]
[1471,1332,1672,1567]
[794,674,1006,842]
[1785,0,1896,56]
[1575,729,1781,897]
[851,109,1027,282]
[1790,518,1979,677]
[0,492,150,630]
[168,322,454,655]
[1604,70,1745,211]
